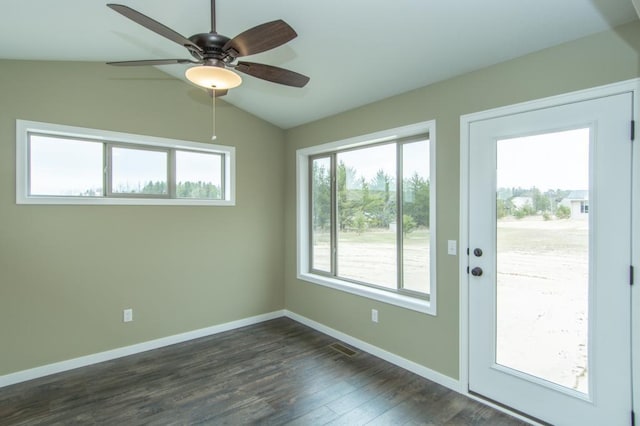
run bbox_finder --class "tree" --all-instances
[370,169,389,192]
[353,211,368,234]
[337,161,358,231]
[174,180,221,199]
[311,162,331,230]
[513,202,535,219]
[368,170,395,228]
[556,204,571,219]
[141,180,168,194]
[532,187,550,212]
[545,189,571,214]
[404,173,430,228]
[402,214,417,235]
[496,199,508,219]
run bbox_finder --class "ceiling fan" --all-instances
[106,0,310,96]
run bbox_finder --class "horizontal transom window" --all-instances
[16,120,235,206]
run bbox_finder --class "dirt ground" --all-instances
[496,216,588,393]
[312,217,588,393]
[312,229,430,293]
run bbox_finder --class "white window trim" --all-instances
[16,120,235,206]
[296,121,437,315]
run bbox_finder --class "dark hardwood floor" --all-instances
[0,318,528,425]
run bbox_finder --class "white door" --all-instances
[467,92,633,425]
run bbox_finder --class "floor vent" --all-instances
[329,342,357,357]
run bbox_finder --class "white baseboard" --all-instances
[2,309,459,392]
[0,310,285,389]
[2,308,535,424]
[284,310,461,391]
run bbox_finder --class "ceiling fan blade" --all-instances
[107,4,203,54]
[223,20,297,58]
[235,62,309,88]
[207,89,228,98]
[107,59,199,66]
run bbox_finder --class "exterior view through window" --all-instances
[176,151,223,199]
[29,136,104,196]
[110,146,169,195]
[18,120,234,205]
[495,128,589,393]
[310,136,432,298]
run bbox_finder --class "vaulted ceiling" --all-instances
[0,0,636,128]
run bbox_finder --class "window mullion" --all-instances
[106,143,114,197]
[220,153,226,200]
[331,153,337,277]
[396,142,404,291]
[308,157,314,273]
[26,135,32,197]
[102,142,108,197]
[168,149,176,198]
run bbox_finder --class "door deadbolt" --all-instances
[471,267,483,277]
[473,248,483,257]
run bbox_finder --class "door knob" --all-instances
[471,267,483,277]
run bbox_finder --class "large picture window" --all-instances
[298,122,436,314]
[16,120,235,206]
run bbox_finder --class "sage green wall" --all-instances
[284,21,640,379]
[0,61,285,375]
[2,21,639,382]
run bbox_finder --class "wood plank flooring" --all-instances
[0,318,529,425]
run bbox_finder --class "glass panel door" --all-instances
[467,91,632,425]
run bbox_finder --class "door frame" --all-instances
[459,78,640,419]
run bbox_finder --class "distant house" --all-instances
[560,190,589,219]
[510,196,533,210]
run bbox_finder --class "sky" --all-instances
[29,135,221,196]
[334,129,587,193]
[111,147,166,191]
[497,128,589,191]
[30,136,103,195]
[31,129,586,196]
[338,139,430,189]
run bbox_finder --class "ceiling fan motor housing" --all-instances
[188,33,233,62]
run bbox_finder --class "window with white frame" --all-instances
[16,120,235,206]
[296,121,436,314]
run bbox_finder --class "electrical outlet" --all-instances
[371,309,379,323]
[123,308,133,323]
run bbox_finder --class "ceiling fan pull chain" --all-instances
[211,92,217,140]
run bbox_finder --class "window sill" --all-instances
[298,272,436,315]
[17,196,235,206]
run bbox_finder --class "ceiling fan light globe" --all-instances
[185,65,242,89]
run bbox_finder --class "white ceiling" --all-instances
[0,0,637,128]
